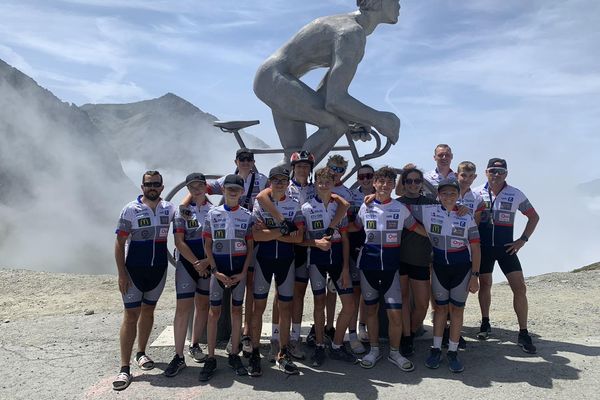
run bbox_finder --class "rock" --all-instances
[84,309,94,316]
[3,319,9,323]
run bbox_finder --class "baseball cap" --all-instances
[223,174,244,190]
[269,166,290,179]
[487,158,507,169]
[236,148,254,159]
[437,178,460,192]
[185,172,206,185]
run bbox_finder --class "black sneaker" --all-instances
[458,336,467,350]
[447,350,464,373]
[241,335,253,358]
[324,326,336,343]
[518,332,537,354]
[311,346,326,367]
[248,352,262,377]
[198,357,216,382]
[400,335,415,357]
[329,345,358,363]
[477,321,492,340]
[306,324,316,347]
[228,354,248,376]
[277,352,299,375]
[442,326,450,348]
[164,354,186,377]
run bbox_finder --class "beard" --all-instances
[145,191,160,201]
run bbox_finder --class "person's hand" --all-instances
[253,220,267,231]
[118,272,130,295]
[193,259,211,273]
[314,238,332,251]
[341,270,351,290]
[364,193,376,205]
[374,112,400,144]
[505,239,525,255]
[215,271,231,286]
[230,272,245,285]
[469,276,480,293]
[456,205,470,217]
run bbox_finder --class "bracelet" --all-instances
[471,271,480,277]
[193,259,202,265]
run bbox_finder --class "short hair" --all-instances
[357,0,382,11]
[401,167,424,184]
[315,167,336,182]
[358,164,375,173]
[457,161,477,173]
[373,166,397,182]
[327,154,348,168]
[142,170,162,184]
[434,144,452,155]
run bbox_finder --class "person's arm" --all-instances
[505,209,540,254]
[469,242,481,293]
[395,179,405,197]
[328,193,350,228]
[256,187,285,223]
[115,236,129,295]
[410,222,428,238]
[174,232,209,274]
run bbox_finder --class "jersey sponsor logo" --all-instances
[215,242,224,250]
[392,213,399,220]
[187,219,199,228]
[234,241,247,251]
[141,229,151,239]
[366,220,377,230]
[160,216,170,225]
[367,233,375,242]
[431,218,444,225]
[432,237,440,246]
[498,213,511,223]
[386,233,398,243]
[500,202,512,211]
[386,220,399,230]
[484,201,491,209]
[450,239,464,248]
[506,197,514,202]
[430,224,442,234]
[138,217,151,227]
[235,229,247,238]
[214,229,226,239]
[458,220,466,227]
[312,220,324,230]
[159,227,169,237]
[160,210,169,216]
[265,217,276,228]
[451,227,465,236]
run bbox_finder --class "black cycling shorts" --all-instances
[480,246,522,275]
[399,262,430,281]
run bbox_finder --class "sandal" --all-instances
[112,372,132,391]
[359,349,382,369]
[135,354,155,370]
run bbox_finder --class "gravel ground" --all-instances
[0,267,598,400]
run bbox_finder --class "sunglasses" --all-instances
[270,178,289,185]
[143,181,162,188]
[358,173,373,180]
[487,168,507,175]
[237,156,254,162]
[329,165,346,174]
[404,178,423,185]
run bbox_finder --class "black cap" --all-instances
[269,166,290,179]
[185,172,206,185]
[437,178,460,192]
[487,158,507,169]
[223,174,244,190]
[236,148,254,159]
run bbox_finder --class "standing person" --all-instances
[423,144,456,189]
[456,161,485,224]
[302,167,358,367]
[412,179,481,373]
[164,173,213,378]
[353,167,425,371]
[396,166,438,357]
[112,171,175,391]
[198,175,254,381]
[248,166,305,376]
[473,158,540,353]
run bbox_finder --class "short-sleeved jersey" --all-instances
[252,195,304,260]
[473,183,535,247]
[398,195,438,266]
[332,183,359,223]
[301,196,348,266]
[355,199,417,271]
[287,179,315,205]
[173,200,213,263]
[457,189,485,217]
[207,172,268,211]
[411,205,480,266]
[116,195,175,268]
[202,204,253,272]
[424,169,457,189]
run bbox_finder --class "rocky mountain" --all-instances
[81,93,269,177]
[0,59,136,273]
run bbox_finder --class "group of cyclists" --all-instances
[112,144,540,391]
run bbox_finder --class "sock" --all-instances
[448,340,459,352]
[331,343,341,350]
[316,343,325,348]
[433,336,443,349]
[291,323,301,341]
[370,345,380,355]
[349,331,358,342]
[482,317,490,324]
[120,366,130,374]
[390,347,399,353]
[272,324,280,341]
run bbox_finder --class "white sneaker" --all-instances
[387,351,415,372]
[350,339,366,355]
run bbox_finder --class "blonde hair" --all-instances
[457,161,476,173]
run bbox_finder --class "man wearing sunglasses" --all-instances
[473,158,540,353]
[113,170,175,391]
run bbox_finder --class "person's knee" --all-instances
[387,310,403,326]
[176,299,193,314]
[314,295,326,309]
[479,275,493,291]
[231,305,243,317]
[123,308,141,324]
[341,296,356,314]
[253,300,267,316]
[209,306,221,320]
[278,300,292,314]
[196,298,209,313]
[449,304,464,316]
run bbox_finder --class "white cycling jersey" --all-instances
[208,172,268,211]
[457,189,485,216]
[424,168,456,189]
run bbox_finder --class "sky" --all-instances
[1,0,599,278]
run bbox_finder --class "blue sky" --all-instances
[1,0,599,275]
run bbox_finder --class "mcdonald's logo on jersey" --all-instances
[214,229,226,239]
[138,217,151,227]
[366,220,377,230]
[430,224,442,234]
[187,219,199,228]
[312,220,324,230]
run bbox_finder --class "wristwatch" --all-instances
[519,234,529,242]
[471,271,480,277]
[325,227,335,237]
